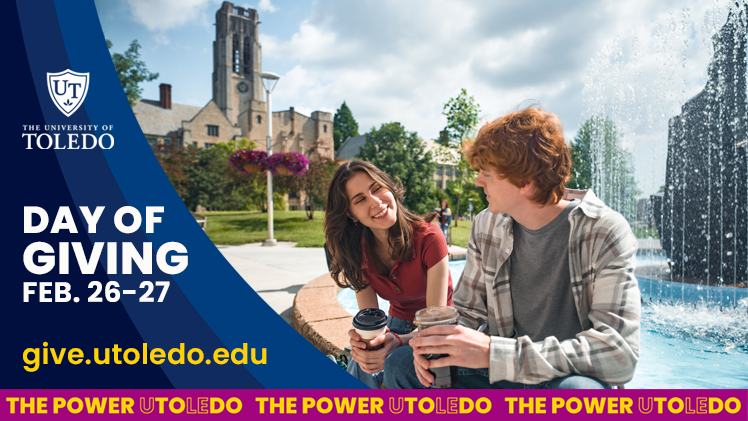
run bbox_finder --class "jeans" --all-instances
[383,345,611,389]
[347,315,413,389]
[441,224,449,239]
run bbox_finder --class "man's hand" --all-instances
[348,329,399,374]
[410,325,490,388]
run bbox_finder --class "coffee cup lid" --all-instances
[414,306,459,325]
[352,308,388,331]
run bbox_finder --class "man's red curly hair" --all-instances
[465,106,571,206]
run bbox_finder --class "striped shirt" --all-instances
[453,189,640,386]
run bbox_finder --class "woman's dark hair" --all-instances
[324,160,436,291]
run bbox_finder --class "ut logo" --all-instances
[47,70,89,117]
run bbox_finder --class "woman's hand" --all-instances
[348,329,400,374]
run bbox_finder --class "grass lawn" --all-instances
[206,210,654,249]
[205,210,474,248]
[449,221,472,248]
[205,210,326,247]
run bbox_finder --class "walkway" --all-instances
[218,242,468,324]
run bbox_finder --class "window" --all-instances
[289,205,298,211]
[323,124,327,133]
[446,167,453,177]
[204,143,215,149]
[434,167,443,176]
[289,190,298,198]
[243,36,251,74]
[233,35,240,73]
[207,125,219,137]
[192,142,198,147]
[257,115,262,124]
[147,138,157,149]
[436,181,442,189]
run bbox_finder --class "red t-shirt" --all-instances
[361,222,453,321]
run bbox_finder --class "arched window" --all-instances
[243,36,251,74]
[257,115,262,124]
[323,124,327,133]
[232,35,240,73]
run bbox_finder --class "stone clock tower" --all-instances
[212,2,262,132]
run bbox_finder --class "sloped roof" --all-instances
[335,134,460,166]
[132,99,203,136]
[335,134,367,160]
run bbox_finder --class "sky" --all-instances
[94,0,743,198]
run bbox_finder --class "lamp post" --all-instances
[261,72,280,247]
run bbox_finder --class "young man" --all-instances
[384,106,640,389]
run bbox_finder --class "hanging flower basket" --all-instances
[275,166,293,176]
[230,149,268,174]
[243,163,262,173]
[266,152,309,176]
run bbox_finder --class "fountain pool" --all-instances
[337,258,748,388]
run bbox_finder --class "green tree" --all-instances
[107,39,159,107]
[568,121,593,190]
[333,101,359,151]
[275,155,337,220]
[431,186,449,208]
[152,138,278,212]
[358,123,437,214]
[214,138,260,211]
[154,142,191,198]
[213,138,257,157]
[182,146,255,211]
[567,116,640,216]
[461,183,487,217]
[443,181,486,219]
[443,88,480,145]
[244,176,286,212]
[439,88,481,225]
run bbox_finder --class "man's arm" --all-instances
[452,211,491,329]
[488,212,640,385]
[412,211,493,387]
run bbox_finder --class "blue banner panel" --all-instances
[1,0,363,390]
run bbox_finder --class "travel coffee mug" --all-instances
[352,308,388,351]
[415,306,460,388]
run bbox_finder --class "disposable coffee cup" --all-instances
[352,308,388,351]
[415,306,460,388]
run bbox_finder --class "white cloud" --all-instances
[102,0,738,197]
[258,0,740,197]
[257,0,278,13]
[123,0,214,31]
[262,21,352,62]
[580,0,736,196]
[153,32,170,46]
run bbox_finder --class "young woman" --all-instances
[435,198,452,239]
[325,160,453,389]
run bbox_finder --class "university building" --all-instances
[335,131,460,190]
[133,2,335,210]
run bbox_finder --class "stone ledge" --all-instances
[292,273,352,357]
[294,285,352,322]
[299,318,353,357]
[304,275,341,289]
